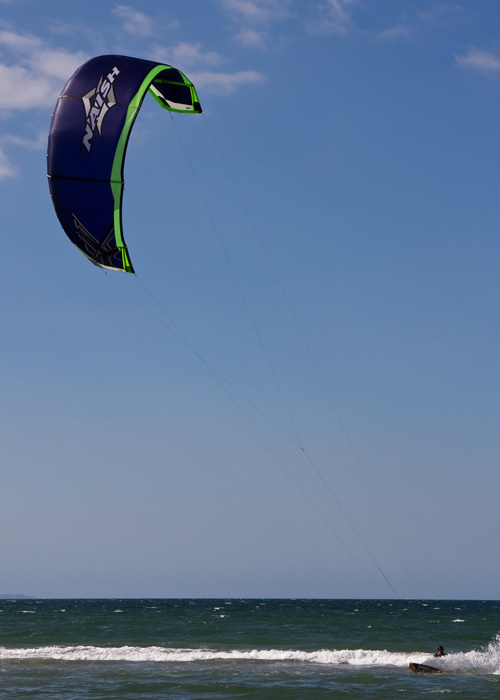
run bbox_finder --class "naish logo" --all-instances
[81,66,120,152]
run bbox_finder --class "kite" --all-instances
[47,55,202,273]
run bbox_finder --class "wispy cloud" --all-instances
[221,0,290,24]
[112,4,153,37]
[153,41,223,70]
[309,0,359,35]
[1,132,46,149]
[220,0,291,48]
[0,28,41,51]
[189,69,264,95]
[418,3,463,24]
[0,27,87,178]
[0,147,16,178]
[0,132,45,179]
[28,49,89,81]
[455,48,500,73]
[376,24,412,41]
[153,40,264,95]
[0,28,89,113]
[234,27,266,48]
[0,7,266,178]
[0,63,56,109]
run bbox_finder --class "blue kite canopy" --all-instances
[47,54,202,272]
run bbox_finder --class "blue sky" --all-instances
[1,0,500,599]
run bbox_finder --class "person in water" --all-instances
[434,646,447,657]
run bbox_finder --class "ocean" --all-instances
[1,599,499,698]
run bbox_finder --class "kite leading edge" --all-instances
[47,54,202,272]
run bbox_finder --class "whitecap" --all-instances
[0,642,498,674]
[0,646,429,667]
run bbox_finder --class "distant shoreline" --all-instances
[0,594,35,599]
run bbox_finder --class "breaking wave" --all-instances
[1,638,500,673]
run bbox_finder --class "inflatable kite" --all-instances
[47,55,202,272]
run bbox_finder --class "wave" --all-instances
[1,642,500,673]
[0,646,419,665]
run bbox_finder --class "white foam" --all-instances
[0,637,499,673]
[0,645,418,665]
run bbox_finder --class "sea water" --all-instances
[1,599,500,698]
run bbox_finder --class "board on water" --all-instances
[409,662,441,673]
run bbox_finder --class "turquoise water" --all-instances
[1,599,500,698]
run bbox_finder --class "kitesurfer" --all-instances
[433,645,447,657]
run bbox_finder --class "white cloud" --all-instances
[0,63,55,110]
[221,0,290,24]
[0,7,266,180]
[419,3,463,24]
[153,41,264,96]
[0,131,47,179]
[0,26,89,114]
[0,131,45,178]
[27,49,89,81]
[309,0,359,35]
[112,4,153,37]
[47,19,78,36]
[234,28,266,48]
[0,26,89,115]
[189,69,265,95]
[0,47,90,114]
[220,0,291,48]
[455,48,500,74]
[376,25,412,41]
[153,41,222,70]
[2,132,46,150]
[0,29,41,51]
[0,146,16,178]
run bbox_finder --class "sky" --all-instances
[1,0,500,600]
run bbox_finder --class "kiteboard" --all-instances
[409,662,441,673]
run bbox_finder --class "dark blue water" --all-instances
[1,599,499,698]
